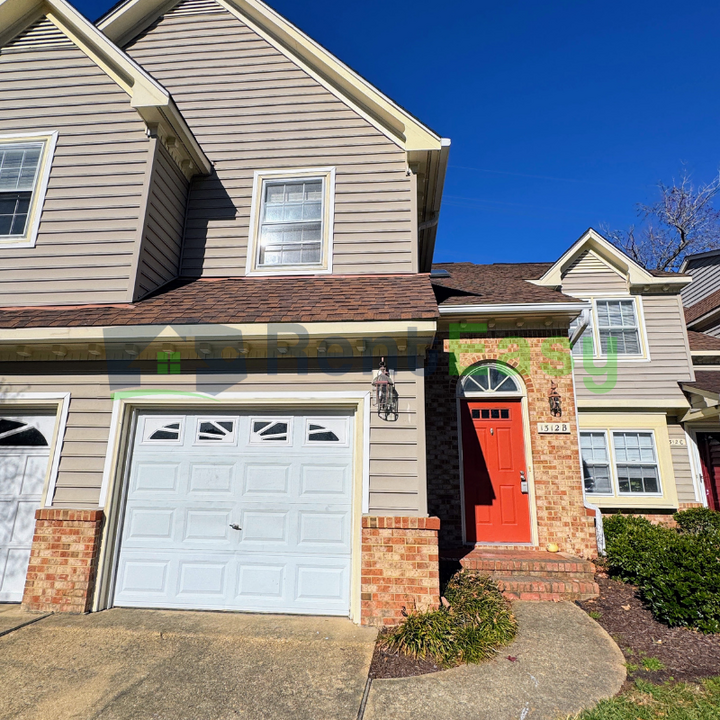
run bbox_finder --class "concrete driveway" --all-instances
[0,606,377,720]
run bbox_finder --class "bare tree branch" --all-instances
[605,170,720,271]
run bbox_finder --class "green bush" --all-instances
[604,512,720,634]
[382,572,517,667]
[674,507,720,535]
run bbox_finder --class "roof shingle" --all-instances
[687,331,720,352]
[685,289,720,324]
[0,275,439,329]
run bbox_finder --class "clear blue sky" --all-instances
[78,0,720,265]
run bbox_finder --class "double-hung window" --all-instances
[580,430,661,496]
[0,133,57,247]
[596,299,641,355]
[247,168,334,274]
[569,313,594,357]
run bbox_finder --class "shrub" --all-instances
[674,507,720,535]
[382,572,517,667]
[604,513,720,633]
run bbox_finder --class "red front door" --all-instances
[697,432,720,511]
[462,400,531,543]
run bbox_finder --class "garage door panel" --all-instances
[0,456,25,494]
[0,548,32,598]
[115,410,354,615]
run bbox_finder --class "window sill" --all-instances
[245,266,332,277]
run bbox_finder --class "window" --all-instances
[0,419,48,447]
[0,133,57,247]
[195,419,236,445]
[304,417,349,445]
[580,432,612,494]
[142,417,184,444]
[613,432,660,494]
[580,430,661,496]
[247,168,334,275]
[596,300,641,355]
[569,313,594,357]
[460,365,521,395]
[250,419,291,444]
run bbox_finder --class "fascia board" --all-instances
[438,302,590,316]
[0,320,438,344]
[98,0,443,152]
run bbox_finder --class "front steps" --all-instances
[440,547,599,602]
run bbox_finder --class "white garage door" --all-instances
[114,410,355,615]
[0,414,54,602]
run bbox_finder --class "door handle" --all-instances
[520,471,528,494]
[229,524,242,531]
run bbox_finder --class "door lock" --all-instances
[229,524,242,531]
[520,471,528,494]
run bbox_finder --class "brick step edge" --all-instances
[495,576,599,602]
[454,560,595,577]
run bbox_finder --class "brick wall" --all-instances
[426,332,597,558]
[361,516,440,626]
[604,503,705,529]
[22,509,104,613]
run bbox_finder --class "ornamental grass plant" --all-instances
[382,572,517,668]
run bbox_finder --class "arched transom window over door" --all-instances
[459,364,522,397]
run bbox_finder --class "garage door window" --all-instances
[195,419,236,444]
[250,419,291,444]
[305,418,349,445]
[0,419,48,447]
[143,418,184,443]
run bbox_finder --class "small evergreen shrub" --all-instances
[382,572,517,667]
[604,511,720,633]
[674,507,720,535]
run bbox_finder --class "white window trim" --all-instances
[193,416,239,446]
[249,416,293,445]
[583,428,664,499]
[245,167,336,276]
[0,131,58,249]
[574,296,651,362]
[303,416,350,447]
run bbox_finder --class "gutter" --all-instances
[438,302,590,316]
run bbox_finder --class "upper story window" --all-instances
[569,297,645,359]
[246,168,335,275]
[0,132,58,248]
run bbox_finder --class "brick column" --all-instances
[22,509,104,613]
[361,516,440,627]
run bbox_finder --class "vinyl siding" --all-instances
[681,257,720,307]
[0,29,151,306]
[134,142,189,298]
[0,364,425,515]
[561,251,628,296]
[123,1,416,277]
[667,420,697,503]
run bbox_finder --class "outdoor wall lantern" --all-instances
[548,381,562,418]
[372,357,399,421]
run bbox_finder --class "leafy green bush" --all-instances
[604,513,720,633]
[382,572,517,667]
[674,507,720,535]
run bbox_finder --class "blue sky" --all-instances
[78,0,720,265]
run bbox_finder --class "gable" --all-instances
[560,250,629,297]
[2,15,73,51]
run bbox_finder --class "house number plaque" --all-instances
[669,438,687,446]
[537,422,571,434]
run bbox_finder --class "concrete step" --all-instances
[494,575,600,602]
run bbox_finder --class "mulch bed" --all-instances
[369,634,442,679]
[578,575,720,686]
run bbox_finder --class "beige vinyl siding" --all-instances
[561,251,628,296]
[0,365,425,515]
[134,142,189,298]
[681,257,720,307]
[0,33,151,306]
[123,3,416,277]
[667,420,697,504]
[574,294,693,403]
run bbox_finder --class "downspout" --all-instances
[568,309,606,556]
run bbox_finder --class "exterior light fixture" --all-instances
[371,357,399,421]
[548,381,562,418]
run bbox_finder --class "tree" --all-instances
[605,171,720,272]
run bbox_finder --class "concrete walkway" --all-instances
[364,601,626,720]
[0,607,377,720]
[0,603,49,636]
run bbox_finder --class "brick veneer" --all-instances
[22,509,104,613]
[361,516,440,626]
[426,332,597,558]
[605,503,705,529]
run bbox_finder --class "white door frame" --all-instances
[92,390,371,623]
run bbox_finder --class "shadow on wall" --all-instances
[181,169,238,277]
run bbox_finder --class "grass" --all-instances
[588,611,602,621]
[641,657,665,672]
[567,677,720,719]
[381,571,517,668]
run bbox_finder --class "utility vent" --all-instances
[2,17,73,52]
[565,251,611,275]
[170,0,226,16]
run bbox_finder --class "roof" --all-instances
[0,275,439,328]
[682,371,720,396]
[680,248,720,272]
[685,289,720,325]
[430,262,579,307]
[687,331,720,352]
